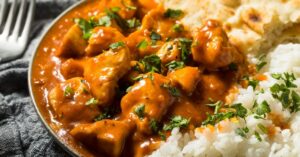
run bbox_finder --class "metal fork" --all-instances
[0,0,35,62]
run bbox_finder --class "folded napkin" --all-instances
[0,0,79,156]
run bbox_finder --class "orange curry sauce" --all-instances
[31,0,246,157]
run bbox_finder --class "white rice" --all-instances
[149,44,300,157]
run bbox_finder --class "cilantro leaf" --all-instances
[64,85,74,97]
[136,40,148,49]
[134,104,145,119]
[138,54,162,73]
[109,41,125,50]
[166,61,185,71]
[164,9,183,18]
[98,16,111,27]
[178,38,192,63]
[254,100,271,117]
[105,8,129,31]
[161,83,181,97]
[74,18,95,40]
[254,131,262,142]
[85,98,98,106]
[231,103,248,118]
[127,18,141,28]
[235,127,249,138]
[172,23,183,32]
[150,31,162,41]
[163,116,190,131]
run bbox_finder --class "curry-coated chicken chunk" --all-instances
[84,46,132,107]
[56,25,87,57]
[121,73,176,134]
[70,120,132,157]
[60,59,84,79]
[167,66,201,95]
[192,20,243,69]
[48,77,100,124]
[85,27,125,56]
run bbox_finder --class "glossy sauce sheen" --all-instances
[31,0,245,157]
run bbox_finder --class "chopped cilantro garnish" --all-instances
[64,85,74,97]
[136,39,148,49]
[134,104,145,119]
[161,83,181,97]
[202,112,235,126]
[74,18,96,39]
[257,123,268,134]
[203,102,247,126]
[178,38,192,63]
[109,41,125,50]
[158,131,166,141]
[271,73,282,80]
[231,103,248,118]
[207,101,223,114]
[256,54,267,71]
[291,91,300,113]
[163,116,190,131]
[105,8,129,31]
[235,127,249,138]
[98,16,111,27]
[150,31,162,41]
[172,23,183,32]
[150,119,159,133]
[166,61,185,71]
[121,0,137,10]
[127,18,141,28]
[164,9,183,18]
[253,100,271,118]
[85,98,98,106]
[256,61,267,71]
[138,55,161,73]
[254,131,262,142]
[111,7,121,12]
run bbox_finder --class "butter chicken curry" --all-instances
[31,0,247,156]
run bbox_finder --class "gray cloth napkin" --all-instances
[0,0,80,156]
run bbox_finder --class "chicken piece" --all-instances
[48,77,100,124]
[192,20,243,69]
[167,66,201,95]
[60,59,84,79]
[167,97,210,126]
[156,41,181,64]
[70,120,132,157]
[85,27,125,56]
[125,6,188,58]
[109,0,137,19]
[56,25,87,57]
[121,73,175,134]
[195,73,231,103]
[84,46,132,107]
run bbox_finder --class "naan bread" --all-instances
[157,0,300,54]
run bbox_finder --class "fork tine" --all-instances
[11,0,27,40]
[20,0,35,42]
[0,0,8,27]
[2,0,17,38]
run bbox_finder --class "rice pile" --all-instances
[149,43,300,157]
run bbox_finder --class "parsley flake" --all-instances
[109,41,125,50]
[166,61,185,71]
[134,104,145,119]
[164,9,183,19]
[163,116,190,131]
